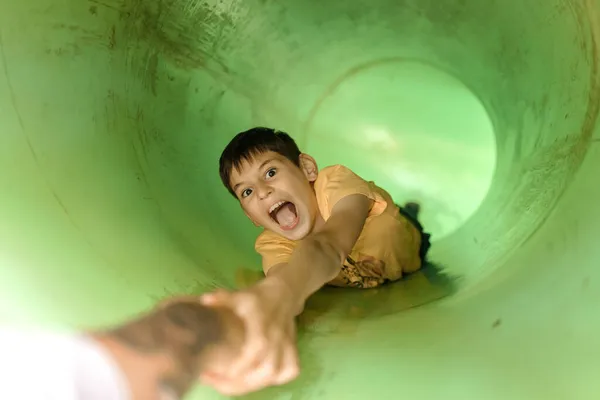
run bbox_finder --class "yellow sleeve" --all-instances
[254,231,297,275]
[315,165,389,219]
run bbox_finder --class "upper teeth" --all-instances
[269,201,286,214]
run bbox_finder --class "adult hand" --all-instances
[199,278,300,396]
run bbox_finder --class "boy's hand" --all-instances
[198,278,300,396]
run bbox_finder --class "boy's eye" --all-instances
[265,168,277,178]
[241,188,253,198]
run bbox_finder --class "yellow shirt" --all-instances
[254,165,423,288]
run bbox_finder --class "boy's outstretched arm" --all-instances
[199,194,372,395]
[269,193,373,313]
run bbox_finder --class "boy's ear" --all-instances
[299,153,318,182]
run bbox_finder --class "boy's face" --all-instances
[229,151,321,241]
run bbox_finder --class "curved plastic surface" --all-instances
[1,0,600,398]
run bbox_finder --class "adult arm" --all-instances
[0,298,245,400]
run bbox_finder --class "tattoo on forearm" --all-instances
[108,302,223,398]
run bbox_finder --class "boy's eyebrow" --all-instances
[232,158,276,192]
[258,158,275,171]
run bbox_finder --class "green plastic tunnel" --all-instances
[2,0,600,398]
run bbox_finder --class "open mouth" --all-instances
[268,200,299,231]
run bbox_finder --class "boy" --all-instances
[221,127,430,289]
[200,127,431,395]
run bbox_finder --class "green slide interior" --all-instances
[1,0,600,398]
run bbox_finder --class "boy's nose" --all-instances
[257,184,273,199]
